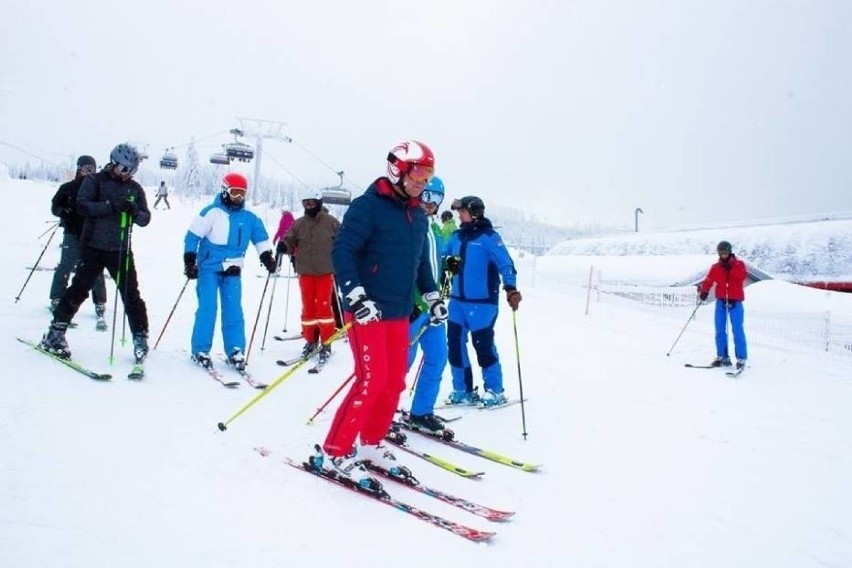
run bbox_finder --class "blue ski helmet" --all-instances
[420,176,445,207]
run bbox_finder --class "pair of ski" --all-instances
[393,420,541,473]
[276,351,327,374]
[684,363,746,378]
[434,397,528,411]
[198,360,267,389]
[255,446,503,543]
[17,337,142,381]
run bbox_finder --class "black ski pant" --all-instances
[153,195,170,209]
[53,245,149,335]
[49,232,107,306]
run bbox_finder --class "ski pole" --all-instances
[407,355,425,397]
[306,371,356,425]
[259,269,280,351]
[108,210,131,364]
[665,301,703,357]
[246,270,272,364]
[153,278,190,350]
[511,310,529,440]
[119,220,134,346]
[218,323,352,432]
[39,221,60,239]
[15,223,60,302]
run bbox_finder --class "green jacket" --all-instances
[413,220,446,312]
[440,218,457,241]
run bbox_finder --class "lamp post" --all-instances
[634,207,644,232]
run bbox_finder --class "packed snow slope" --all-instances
[1,177,850,568]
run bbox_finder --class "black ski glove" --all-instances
[184,252,198,280]
[445,255,462,275]
[260,250,277,273]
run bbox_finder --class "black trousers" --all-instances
[49,232,107,305]
[54,246,149,335]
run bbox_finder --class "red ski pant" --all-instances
[323,316,409,457]
[298,274,336,343]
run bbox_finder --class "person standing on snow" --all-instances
[40,143,152,362]
[153,181,171,210]
[276,190,341,365]
[183,172,277,372]
[308,140,446,485]
[272,207,295,265]
[48,154,109,330]
[400,176,451,434]
[443,195,521,408]
[697,240,748,370]
[440,209,457,241]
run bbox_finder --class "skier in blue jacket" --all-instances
[183,173,277,371]
[443,195,522,407]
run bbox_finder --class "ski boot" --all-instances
[192,352,214,370]
[95,303,107,331]
[40,322,71,359]
[227,348,247,373]
[132,332,149,363]
[480,389,508,408]
[710,357,732,368]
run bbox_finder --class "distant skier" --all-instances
[183,172,277,372]
[48,154,108,330]
[153,181,171,209]
[697,240,748,370]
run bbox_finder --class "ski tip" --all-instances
[217,422,228,432]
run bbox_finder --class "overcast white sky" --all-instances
[2,0,851,229]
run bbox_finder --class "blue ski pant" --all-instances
[191,270,245,355]
[714,299,747,361]
[446,301,503,394]
[407,313,448,416]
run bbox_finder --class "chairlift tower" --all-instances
[236,117,293,203]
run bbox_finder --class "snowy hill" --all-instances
[550,220,852,281]
[2,177,851,567]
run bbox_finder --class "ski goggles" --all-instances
[420,189,444,207]
[406,163,434,184]
[225,186,247,201]
[113,163,138,177]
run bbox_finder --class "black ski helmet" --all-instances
[717,240,733,254]
[76,155,96,169]
[109,143,141,175]
[451,195,485,218]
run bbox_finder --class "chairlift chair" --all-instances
[209,153,230,165]
[159,151,178,170]
[224,141,254,162]
[321,187,352,206]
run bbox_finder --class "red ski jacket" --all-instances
[699,255,747,301]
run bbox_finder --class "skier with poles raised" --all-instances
[48,155,109,330]
[39,143,151,362]
[183,172,277,373]
[307,140,446,486]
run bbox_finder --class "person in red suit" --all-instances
[698,240,748,369]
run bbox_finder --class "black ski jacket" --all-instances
[77,169,151,251]
[51,176,87,237]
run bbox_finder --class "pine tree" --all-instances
[178,142,203,197]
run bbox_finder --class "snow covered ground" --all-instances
[2,176,851,567]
